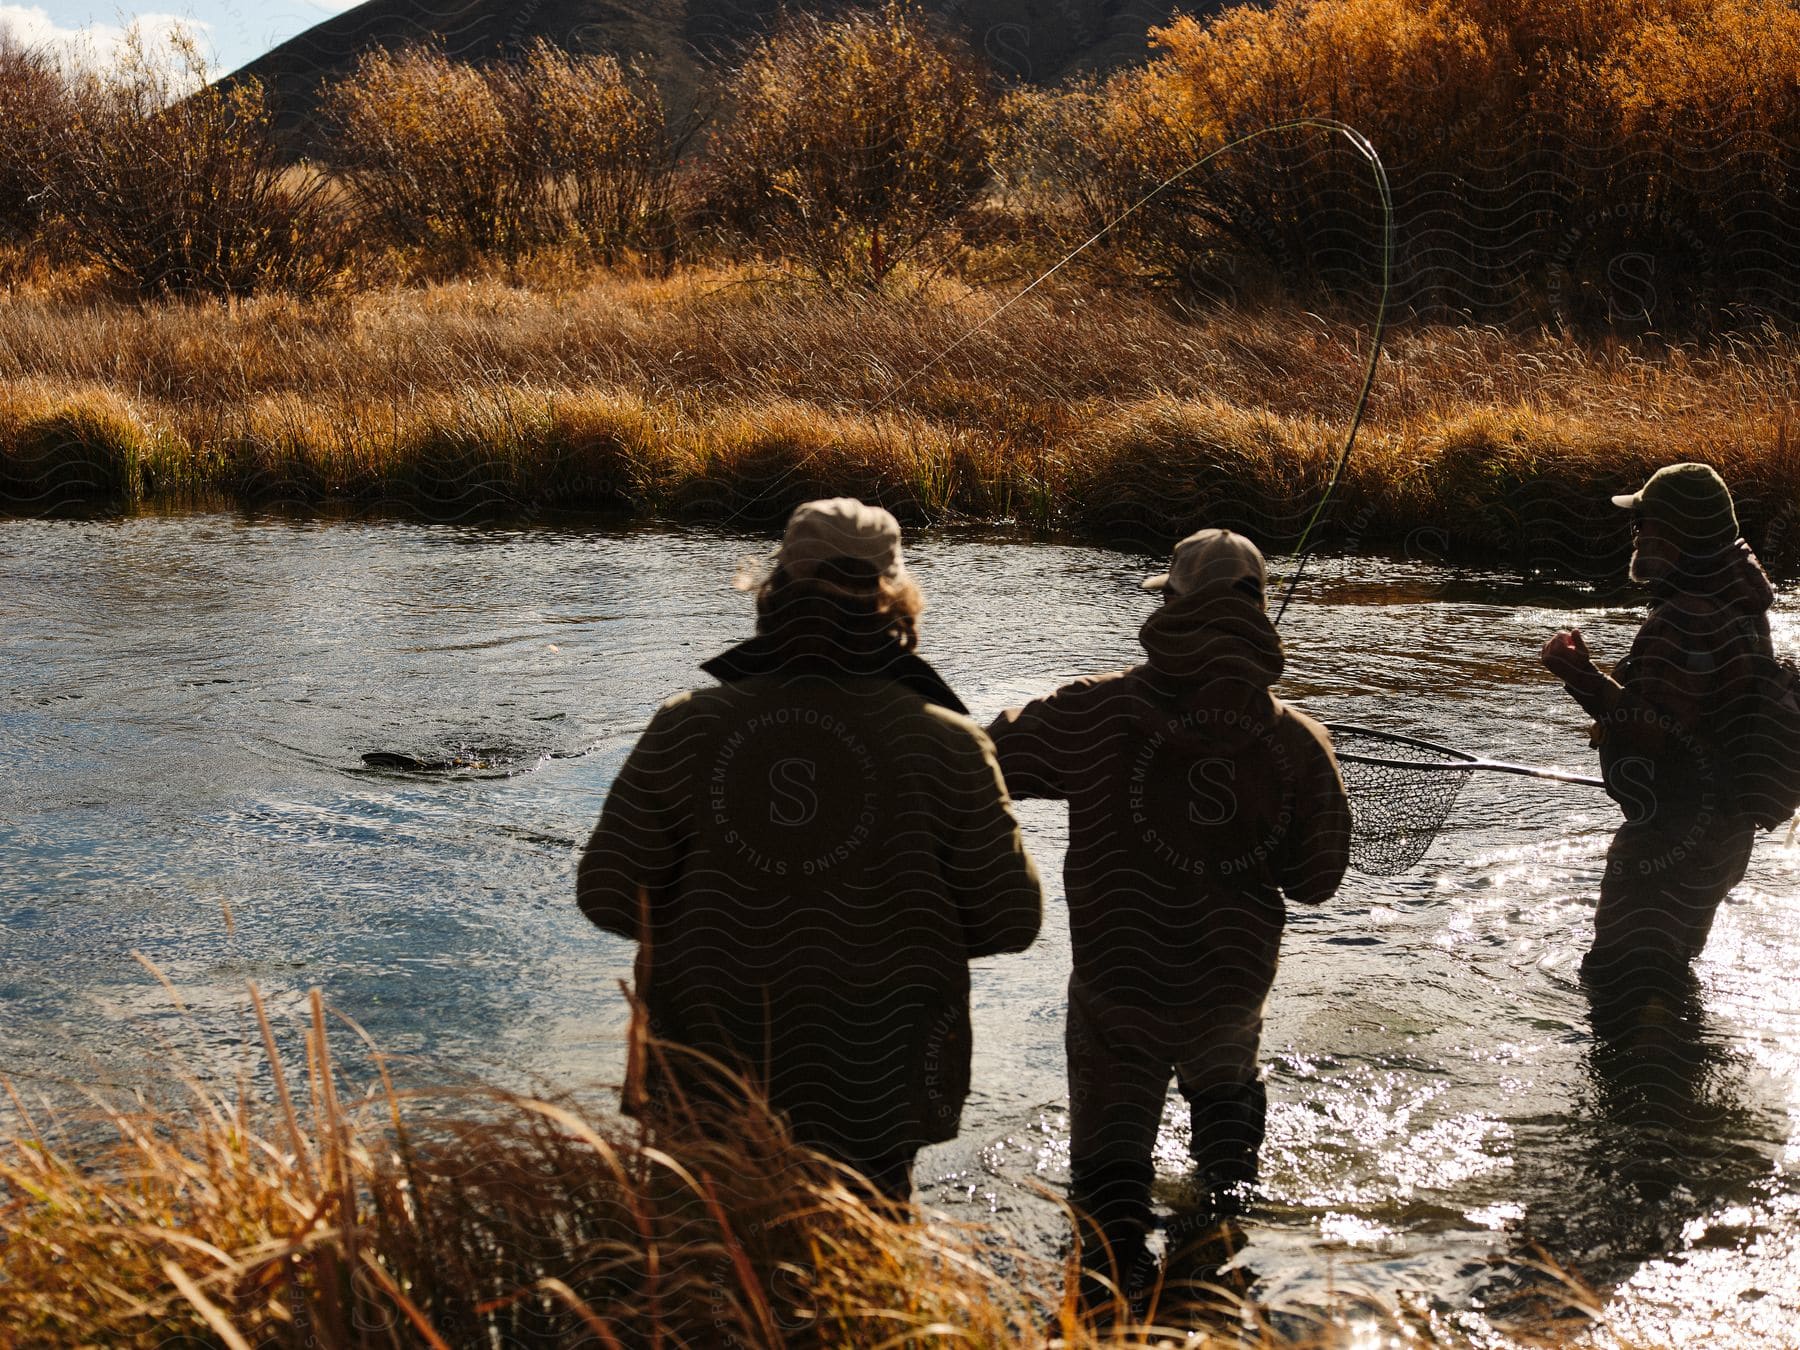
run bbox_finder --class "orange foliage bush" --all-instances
[509,41,681,265]
[31,30,345,297]
[323,43,680,268]
[0,36,63,245]
[710,1,998,288]
[1009,0,1799,325]
[323,45,531,262]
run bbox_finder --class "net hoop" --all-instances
[1325,723,1604,786]
[1327,724,1481,877]
[1327,723,1482,772]
[1324,722,1606,876]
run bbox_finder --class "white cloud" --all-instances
[0,6,212,71]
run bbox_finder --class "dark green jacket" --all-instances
[1566,540,1777,824]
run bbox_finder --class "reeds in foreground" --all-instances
[1,983,1038,1347]
[0,979,1601,1348]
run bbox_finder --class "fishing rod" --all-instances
[1266,130,1392,629]
[723,118,1397,551]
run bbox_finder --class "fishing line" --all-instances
[723,118,1395,567]
[1266,126,1391,627]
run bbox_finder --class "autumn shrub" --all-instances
[31,30,345,297]
[709,1,999,288]
[990,1,1506,308]
[508,41,683,264]
[1554,0,1800,325]
[323,43,682,270]
[323,45,531,264]
[0,37,64,246]
[987,81,1134,280]
[1008,0,1799,325]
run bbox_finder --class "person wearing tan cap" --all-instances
[1540,463,1782,988]
[578,498,1043,1201]
[986,528,1351,1299]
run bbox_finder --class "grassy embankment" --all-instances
[0,984,1587,1349]
[1,271,1796,573]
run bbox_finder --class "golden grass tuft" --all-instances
[0,381,190,504]
[0,276,1795,573]
[1,986,1048,1348]
[1066,394,1340,545]
[5,982,1448,1349]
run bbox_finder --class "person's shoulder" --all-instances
[927,681,1112,746]
[918,699,999,746]
[651,688,701,717]
[1038,668,1135,708]
[640,687,726,736]
[1270,697,1338,755]
[916,699,976,731]
[994,669,1137,731]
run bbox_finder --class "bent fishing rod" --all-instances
[723,117,1398,546]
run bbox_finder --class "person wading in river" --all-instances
[577,497,1042,1202]
[986,528,1350,1299]
[1541,463,1782,991]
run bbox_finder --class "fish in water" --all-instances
[358,745,584,774]
[360,748,512,773]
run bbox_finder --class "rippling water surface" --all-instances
[2,514,1796,1342]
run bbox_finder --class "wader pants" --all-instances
[1065,975,1267,1282]
[1582,811,1756,990]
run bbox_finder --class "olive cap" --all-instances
[1611,462,1739,551]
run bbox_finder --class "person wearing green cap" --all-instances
[1540,463,1778,987]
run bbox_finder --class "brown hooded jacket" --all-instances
[986,582,1351,1008]
[578,637,1043,1167]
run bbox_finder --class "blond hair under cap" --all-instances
[775,497,912,584]
[1142,528,1267,599]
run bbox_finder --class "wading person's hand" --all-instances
[1541,628,1591,678]
[1541,629,1603,695]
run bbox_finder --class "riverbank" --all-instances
[2,274,1795,574]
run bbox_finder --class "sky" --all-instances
[0,2,360,75]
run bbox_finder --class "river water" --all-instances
[2,514,1796,1344]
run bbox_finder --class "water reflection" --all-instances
[1485,970,1786,1330]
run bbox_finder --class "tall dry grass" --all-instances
[0,274,1794,572]
[0,980,1512,1348]
[0,982,1044,1346]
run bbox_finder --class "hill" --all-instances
[227,0,1212,150]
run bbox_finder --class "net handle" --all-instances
[1325,723,1606,788]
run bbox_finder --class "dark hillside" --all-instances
[227,0,1218,150]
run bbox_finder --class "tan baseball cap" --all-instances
[1142,528,1267,599]
[775,497,911,583]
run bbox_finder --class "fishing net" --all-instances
[1327,725,1479,876]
